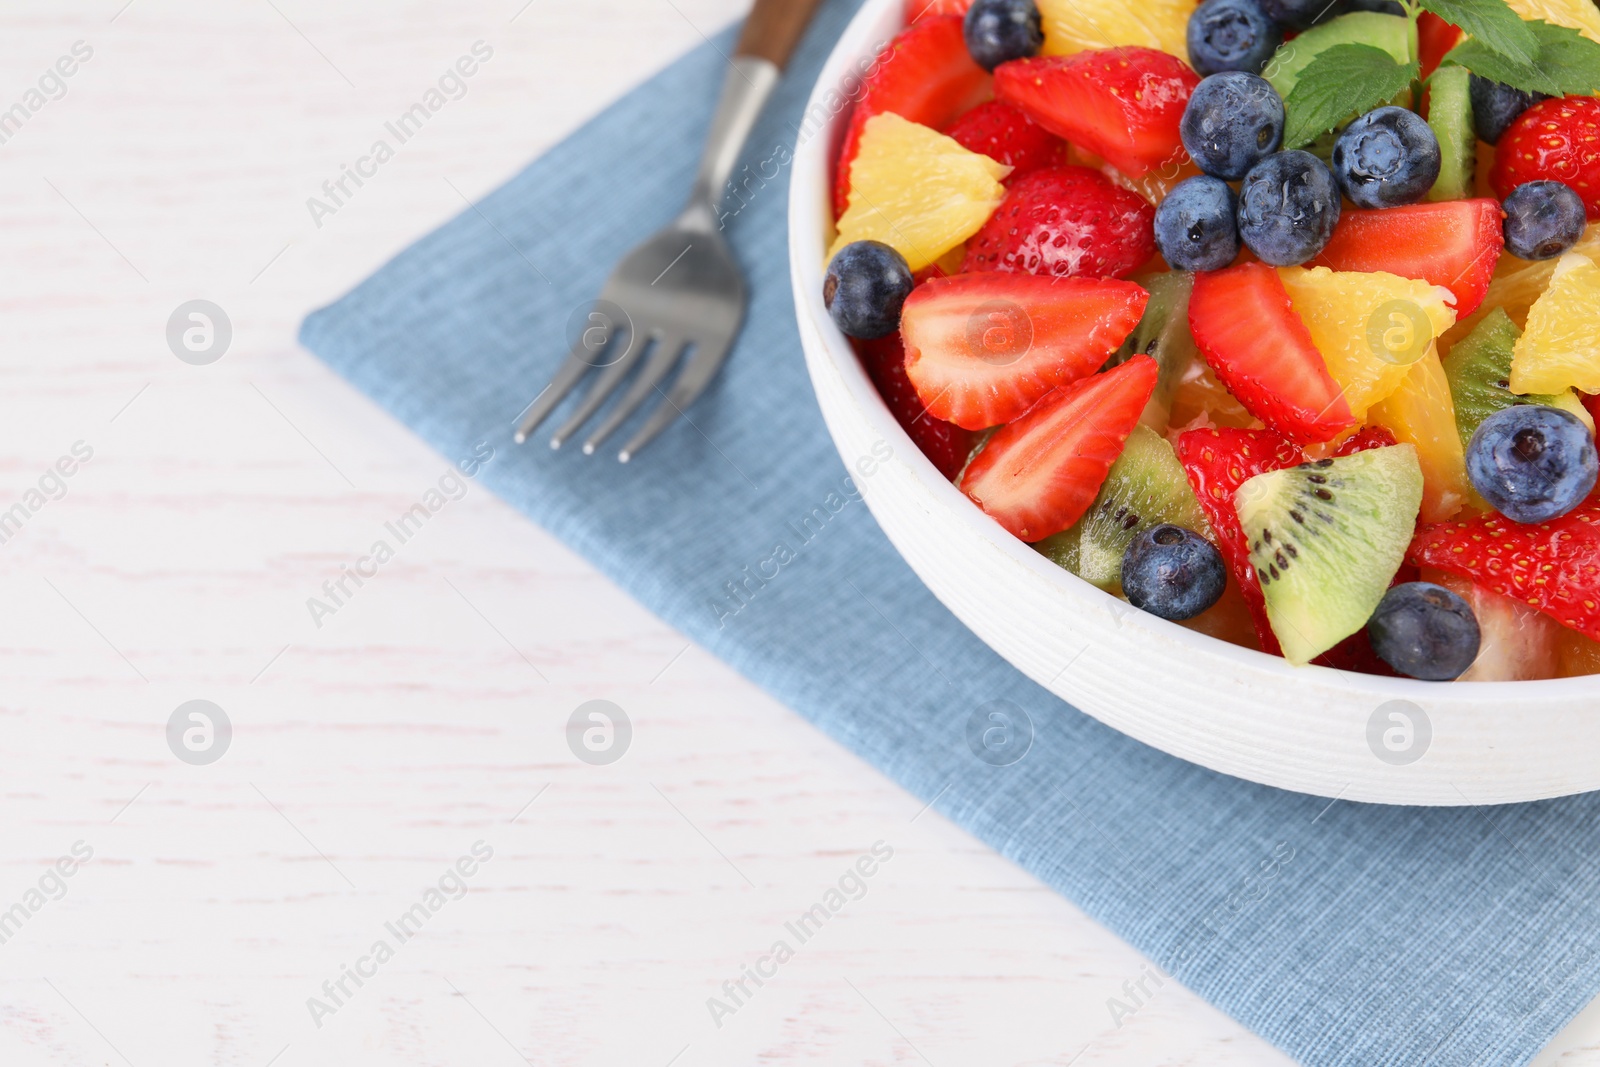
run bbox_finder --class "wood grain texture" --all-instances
[737,0,830,68]
[0,1,1594,1064]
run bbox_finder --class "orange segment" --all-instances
[1368,351,1470,523]
[1511,252,1600,394]
[1037,0,1194,58]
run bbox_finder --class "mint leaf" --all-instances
[1416,0,1540,66]
[1283,44,1420,149]
[1441,19,1600,96]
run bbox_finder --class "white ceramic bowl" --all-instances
[789,0,1598,806]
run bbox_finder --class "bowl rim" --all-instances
[786,0,1594,706]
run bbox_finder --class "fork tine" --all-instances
[549,333,652,449]
[580,336,690,455]
[616,332,733,462]
[513,318,629,444]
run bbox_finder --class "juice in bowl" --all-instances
[788,0,1600,804]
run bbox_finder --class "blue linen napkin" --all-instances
[299,4,1600,1062]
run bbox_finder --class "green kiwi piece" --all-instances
[1442,308,1595,449]
[1236,445,1423,665]
[1427,65,1476,202]
[1264,12,1417,100]
[1108,271,1199,432]
[1036,425,1211,589]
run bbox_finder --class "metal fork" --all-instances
[514,0,827,462]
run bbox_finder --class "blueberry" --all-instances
[1367,582,1482,681]
[1155,176,1241,271]
[1181,72,1285,181]
[963,0,1043,72]
[1466,405,1600,524]
[1236,150,1341,266]
[1122,524,1227,621]
[1260,0,1345,27]
[1187,0,1283,76]
[824,241,914,340]
[1469,75,1548,145]
[1502,181,1586,261]
[1331,106,1441,209]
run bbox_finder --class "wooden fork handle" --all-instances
[736,0,829,70]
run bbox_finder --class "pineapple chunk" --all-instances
[830,113,1010,272]
[1038,0,1193,58]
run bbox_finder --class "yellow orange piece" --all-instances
[1559,628,1600,678]
[830,113,1010,272]
[1505,0,1600,41]
[1368,351,1470,523]
[1279,266,1457,421]
[1038,0,1194,58]
[1510,252,1600,395]
[1447,223,1600,349]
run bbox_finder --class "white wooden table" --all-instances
[0,2,1595,1064]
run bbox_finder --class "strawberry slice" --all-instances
[961,356,1158,541]
[1177,428,1305,657]
[1335,425,1399,456]
[1585,391,1600,427]
[856,334,978,480]
[1188,263,1357,444]
[832,17,992,219]
[1313,199,1504,317]
[1408,502,1600,640]
[1418,12,1463,80]
[946,101,1070,180]
[901,272,1148,429]
[1493,97,1600,220]
[960,166,1156,279]
[994,48,1199,178]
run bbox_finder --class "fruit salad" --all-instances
[821,0,1600,681]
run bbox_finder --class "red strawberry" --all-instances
[961,166,1156,279]
[901,272,1148,429]
[1313,200,1504,317]
[855,334,977,480]
[1493,97,1600,220]
[906,0,972,20]
[1418,12,1462,80]
[832,17,991,219]
[1408,502,1600,640]
[946,101,1070,180]
[994,48,1199,178]
[1177,428,1305,657]
[961,357,1158,541]
[1585,391,1600,426]
[1188,263,1357,444]
[1335,425,1400,456]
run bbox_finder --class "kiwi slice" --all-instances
[1108,272,1199,432]
[1427,66,1476,202]
[1442,308,1595,448]
[1036,425,1211,589]
[1265,12,1417,100]
[1236,445,1423,665]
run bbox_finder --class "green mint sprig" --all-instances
[1279,0,1600,148]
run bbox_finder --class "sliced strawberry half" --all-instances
[1177,427,1305,657]
[946,101,1070,181]
[856,334,978,480]
[961,356,1158,541]
[832,16,992,219]
[1313,199,1504,317]
[1188,263,1357,444]
[994,48,1199,178]
[960,165,1156,280]
[901,272,1148,429]
[1408,502,1600,640]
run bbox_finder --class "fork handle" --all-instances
[736,0,828,70]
